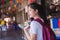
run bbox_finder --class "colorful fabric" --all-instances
[58,18,60,28]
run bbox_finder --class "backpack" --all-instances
[34,18,56,40]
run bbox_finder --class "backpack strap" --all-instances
[34,18,56,40]
[34,18,49,28]
[34,18,50,40]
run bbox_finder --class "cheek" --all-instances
[30,13,35,17]
[28,11,32,15]
[31,11,35,16]
[28,13,32,17]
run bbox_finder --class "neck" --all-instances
[34,15,41,19]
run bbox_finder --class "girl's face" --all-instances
[28,7,37,18]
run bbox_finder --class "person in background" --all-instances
[1,18,7,31]
[1,18,6,26]
[24,2,44,40]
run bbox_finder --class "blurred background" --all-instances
[0,0,60,40]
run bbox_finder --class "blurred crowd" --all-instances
[49,4,60,13]
[47,4,60,19]
[0,17,20,31]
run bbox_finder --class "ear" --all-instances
[35,9,38,13]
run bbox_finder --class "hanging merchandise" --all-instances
[28,0,35,4]
[9,0,13,5]
[1,9,5,14]
[19,0,22,4]
[6,7,11,13]
[3,8,5,13]
[6,7,10,13]
[13,16,15,21]
[6,7,8,12]
[16,0,19,3]
[14,4,16,9]
[8,7,11,10]
[0,9,1,13]
[1,9,3,13]
[10,0,12,1]
[53,0,59,5]
[5,0,9,5]
[13,0,16,4]
[2,0,4,5]
[13,4,17,12]
[0,1,2,5]
[1,8,6,14]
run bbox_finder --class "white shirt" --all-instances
[30,21,43,40]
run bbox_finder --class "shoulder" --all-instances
[30,21,43,28]
[31,21,39,25]
[30,20,43,34]
[31,20,42,25]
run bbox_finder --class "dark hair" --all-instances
[30,17,34,21]
[28,2,50,24]
[28,2,42,18]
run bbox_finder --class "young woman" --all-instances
[24,2,44,40]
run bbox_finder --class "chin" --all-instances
[30,16,33,18]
